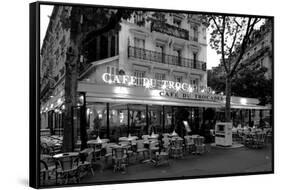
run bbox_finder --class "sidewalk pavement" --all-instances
[80,143,272,183]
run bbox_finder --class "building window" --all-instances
[173,48,182,65]
[134,70,146,86]
[134,12,145,26]
[107,66,117,75]
[193,52,197,68]
[173,17,181,27]
[106,66,118,82]
[174,75,183,83]
[134,37,145,49]
[190,78,199,86]
[156,44,165,63]
[155,72,165,80]
[192,25,199,42]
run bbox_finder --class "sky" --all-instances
[40,5,220,69]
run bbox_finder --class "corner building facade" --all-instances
[40,8,268,143]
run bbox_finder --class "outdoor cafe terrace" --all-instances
[39,126,272,186]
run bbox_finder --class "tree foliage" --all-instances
[60,6,134,152]
[208,66,272,105]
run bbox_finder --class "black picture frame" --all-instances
[30,1,274,188]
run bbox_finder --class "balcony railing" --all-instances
[128,46,206,71]
[151,21,189,41]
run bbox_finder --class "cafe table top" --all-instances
[168,133,178,137]
[170,136,183,141]
[53,152,79,159]
[119,136,138,141]
[147,134,159,139]
[87,139,109,145]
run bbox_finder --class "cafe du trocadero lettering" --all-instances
[102,73,224,102]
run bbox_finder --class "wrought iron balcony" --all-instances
[128,46,206,71]
[151,21,189,41]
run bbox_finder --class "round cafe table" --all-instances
[87,139,109,145]
[168,133,178,138]
[87,139,109,160]
[142,139,159,164]
[148,134,159,139]
[119,136,138,142]
[171,136,183,141]
[53,152,79,159]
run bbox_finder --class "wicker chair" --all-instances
[112,147,127,173]
[40,160,56,185]
[193,136,206,154]
[253,133,266,148]
[78,148,95,178]
[135,140,149,161]
[184,136,195,154]
[170,138,184,158]
[154,147,170,166]
[55,156,80,184]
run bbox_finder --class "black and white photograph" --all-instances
[30,1,274,188]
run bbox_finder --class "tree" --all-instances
[60,6,132,152]
[208,16,262,122]
[208,66,272,106]
[231,66,272,105]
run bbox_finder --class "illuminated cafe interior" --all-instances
[40,83,271,145]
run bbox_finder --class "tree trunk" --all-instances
[225,76,232,122]
[80,92,88,150]
[62,41,79,152]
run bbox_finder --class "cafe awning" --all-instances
[86,96,223,108]
[230,103,270,110]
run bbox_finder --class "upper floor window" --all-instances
[174,75,183,83]
[107,66,118,76]
[156,44,165,63]
[193,52,198,68]
[173,17,182,28]
[190,78,199,86]
[134,12,145,26]
[134,70,146,86]
[192,25,199,41]
[155,72,166,81]
[173,48,182,65]
[134,37,145,49]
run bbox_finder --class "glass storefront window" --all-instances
[164,106,174,133]
[87,103,107,139]
[109,103,128,141]
[129,104,147,136]
[148,105,163,134]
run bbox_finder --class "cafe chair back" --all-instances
[55,155,80,184]
[170,139,184,158]
[78,148,95,178]
[40,160,55,185]
[112,147,127,172]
